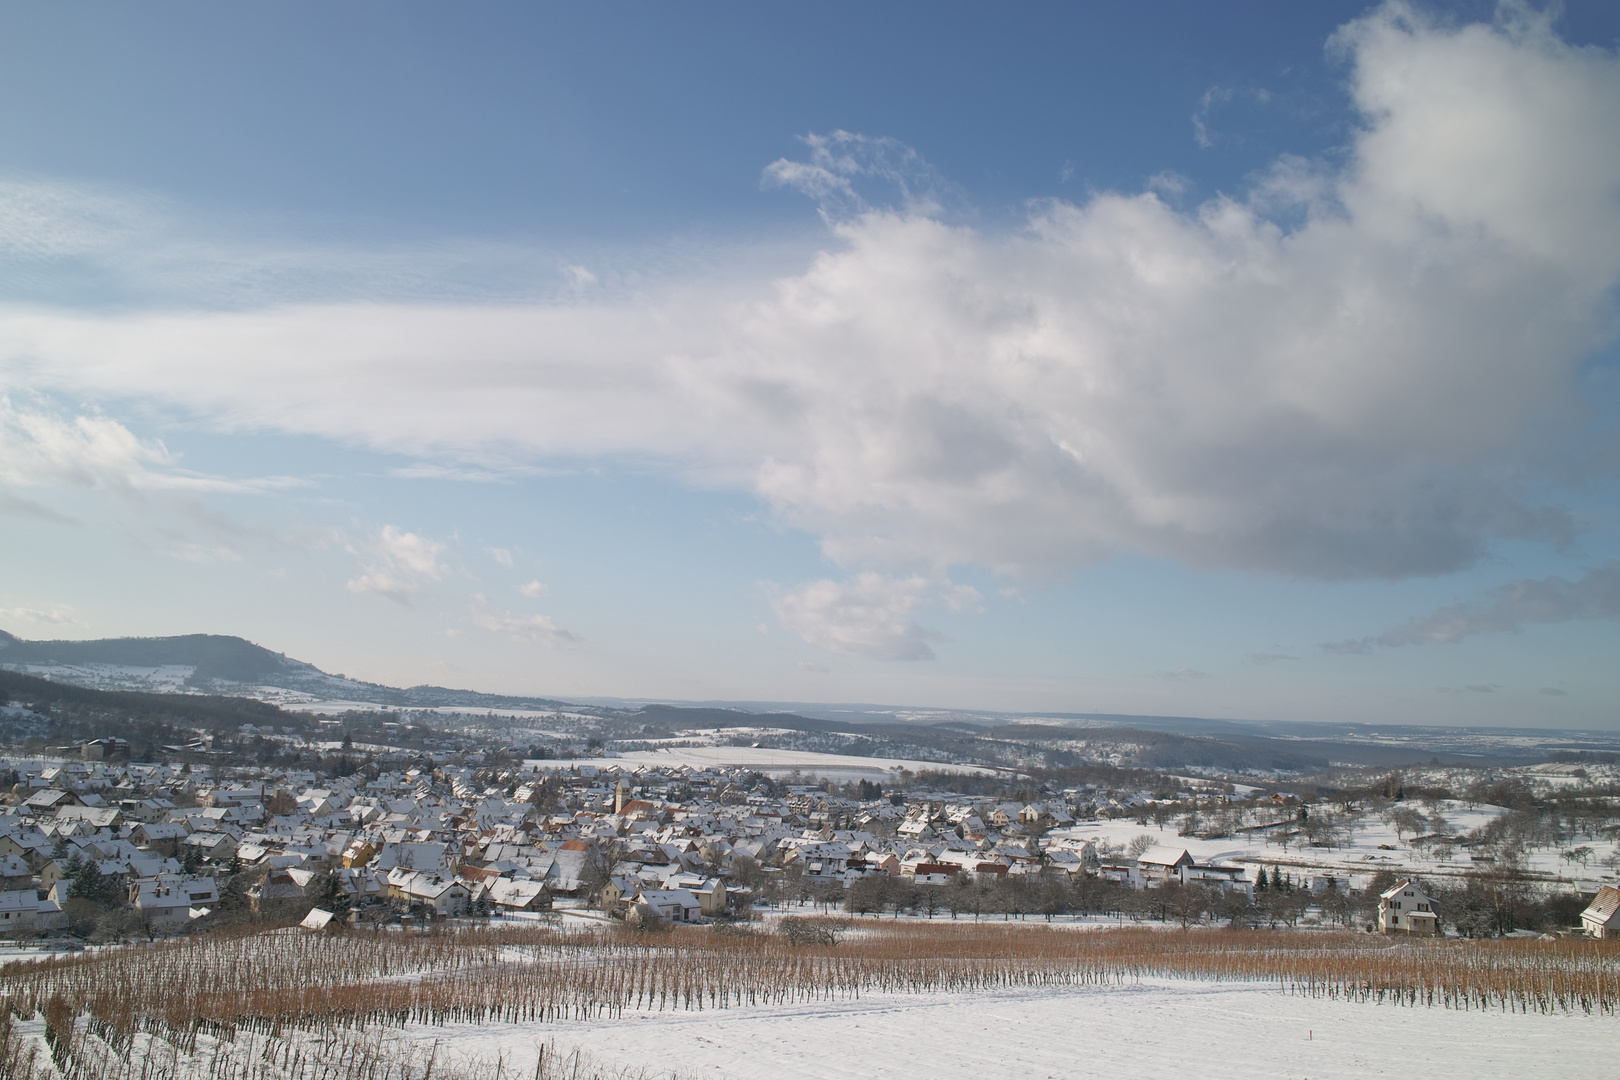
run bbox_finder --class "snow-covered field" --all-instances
[1052,799,1617,892]
[415,978,1612,1079]
[563,746,1000,780]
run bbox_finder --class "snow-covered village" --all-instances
[1,744,1617,940]
[8,2,1620,1077]
[1,704,1619,1079]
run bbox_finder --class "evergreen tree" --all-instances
[1256,867,1269,891]
[322,872,353,922]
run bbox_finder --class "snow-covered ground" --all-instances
[560,746,1000,781]
[414,978,1612,1079]
[1051,799,1617,892]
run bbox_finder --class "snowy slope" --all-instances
[0,629,573,711]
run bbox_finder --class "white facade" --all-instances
[1378,879,1438,935]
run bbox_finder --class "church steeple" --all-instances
[614,777,628,815]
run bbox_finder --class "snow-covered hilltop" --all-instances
[0,630,571,712]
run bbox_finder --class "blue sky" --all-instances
[3,2,1619,727]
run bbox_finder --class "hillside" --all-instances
[0,629,574,711]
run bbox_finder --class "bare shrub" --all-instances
[779,916,841,947]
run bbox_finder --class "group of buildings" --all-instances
[1,753,1615,939]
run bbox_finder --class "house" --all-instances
[1580,885,1620,939]
[182,831,238,863]
[1096,861,1146,890]
[1378,879,1439,936]
[0,855,33,891]
[896,817,936,840]
[388,871,470,916]
[53,805,123,830]
[22,789,79,813]
[0,889,45,932]
[632,887,703,923]
[341,839,376,868]
[247,868,312,913]
[131,822,190,857]
[80,738,128,761]
[691,877,728,917]
[485,877,553,915]
[300,907,337,931]
[600,874,638,918]
[1137,848,1196,887]
[373,841,450,873]
[1178,862,1254,898]
[129,873,218,929]
[0,833,53,872]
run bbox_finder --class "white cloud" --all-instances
[771,573,944,661]
[346,525,447,604]
[1328,561,1620,651]
[0,397,305,559]
[487,547,514,568]
[0,604,81,630]
[0,397,291,497]
[468,593,577,647]
[517,579,547,598]
[2,5,1618,588]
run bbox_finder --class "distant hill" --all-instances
[0,629,575,712]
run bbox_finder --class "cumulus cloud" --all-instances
[517,579,547,598]
[487,547,513,568]
[1326,562,1620,652]
[2,5,1617,589]
[467,593,577,646]
[771,573,945,661]
[346,525,447,604]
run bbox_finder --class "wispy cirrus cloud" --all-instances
[0,397,297,498]
[1325,562,1620,653]
[1150,668,1214,682]
[0,397,306,559]
[467,593,576,647]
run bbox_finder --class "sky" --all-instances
[2,1,1620,728]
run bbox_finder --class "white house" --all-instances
[130,872,219,929]
[633,887,703,923]
[1179,862,1254,898]
[485,877,552,914]
[1378,879,1439,936]
[0,889,46,932]
[387,870,470,916]
[1580,885,1620,939]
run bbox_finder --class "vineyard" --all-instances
[2,922,1615,1080]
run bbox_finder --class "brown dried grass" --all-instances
[1,921,1615,1078]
